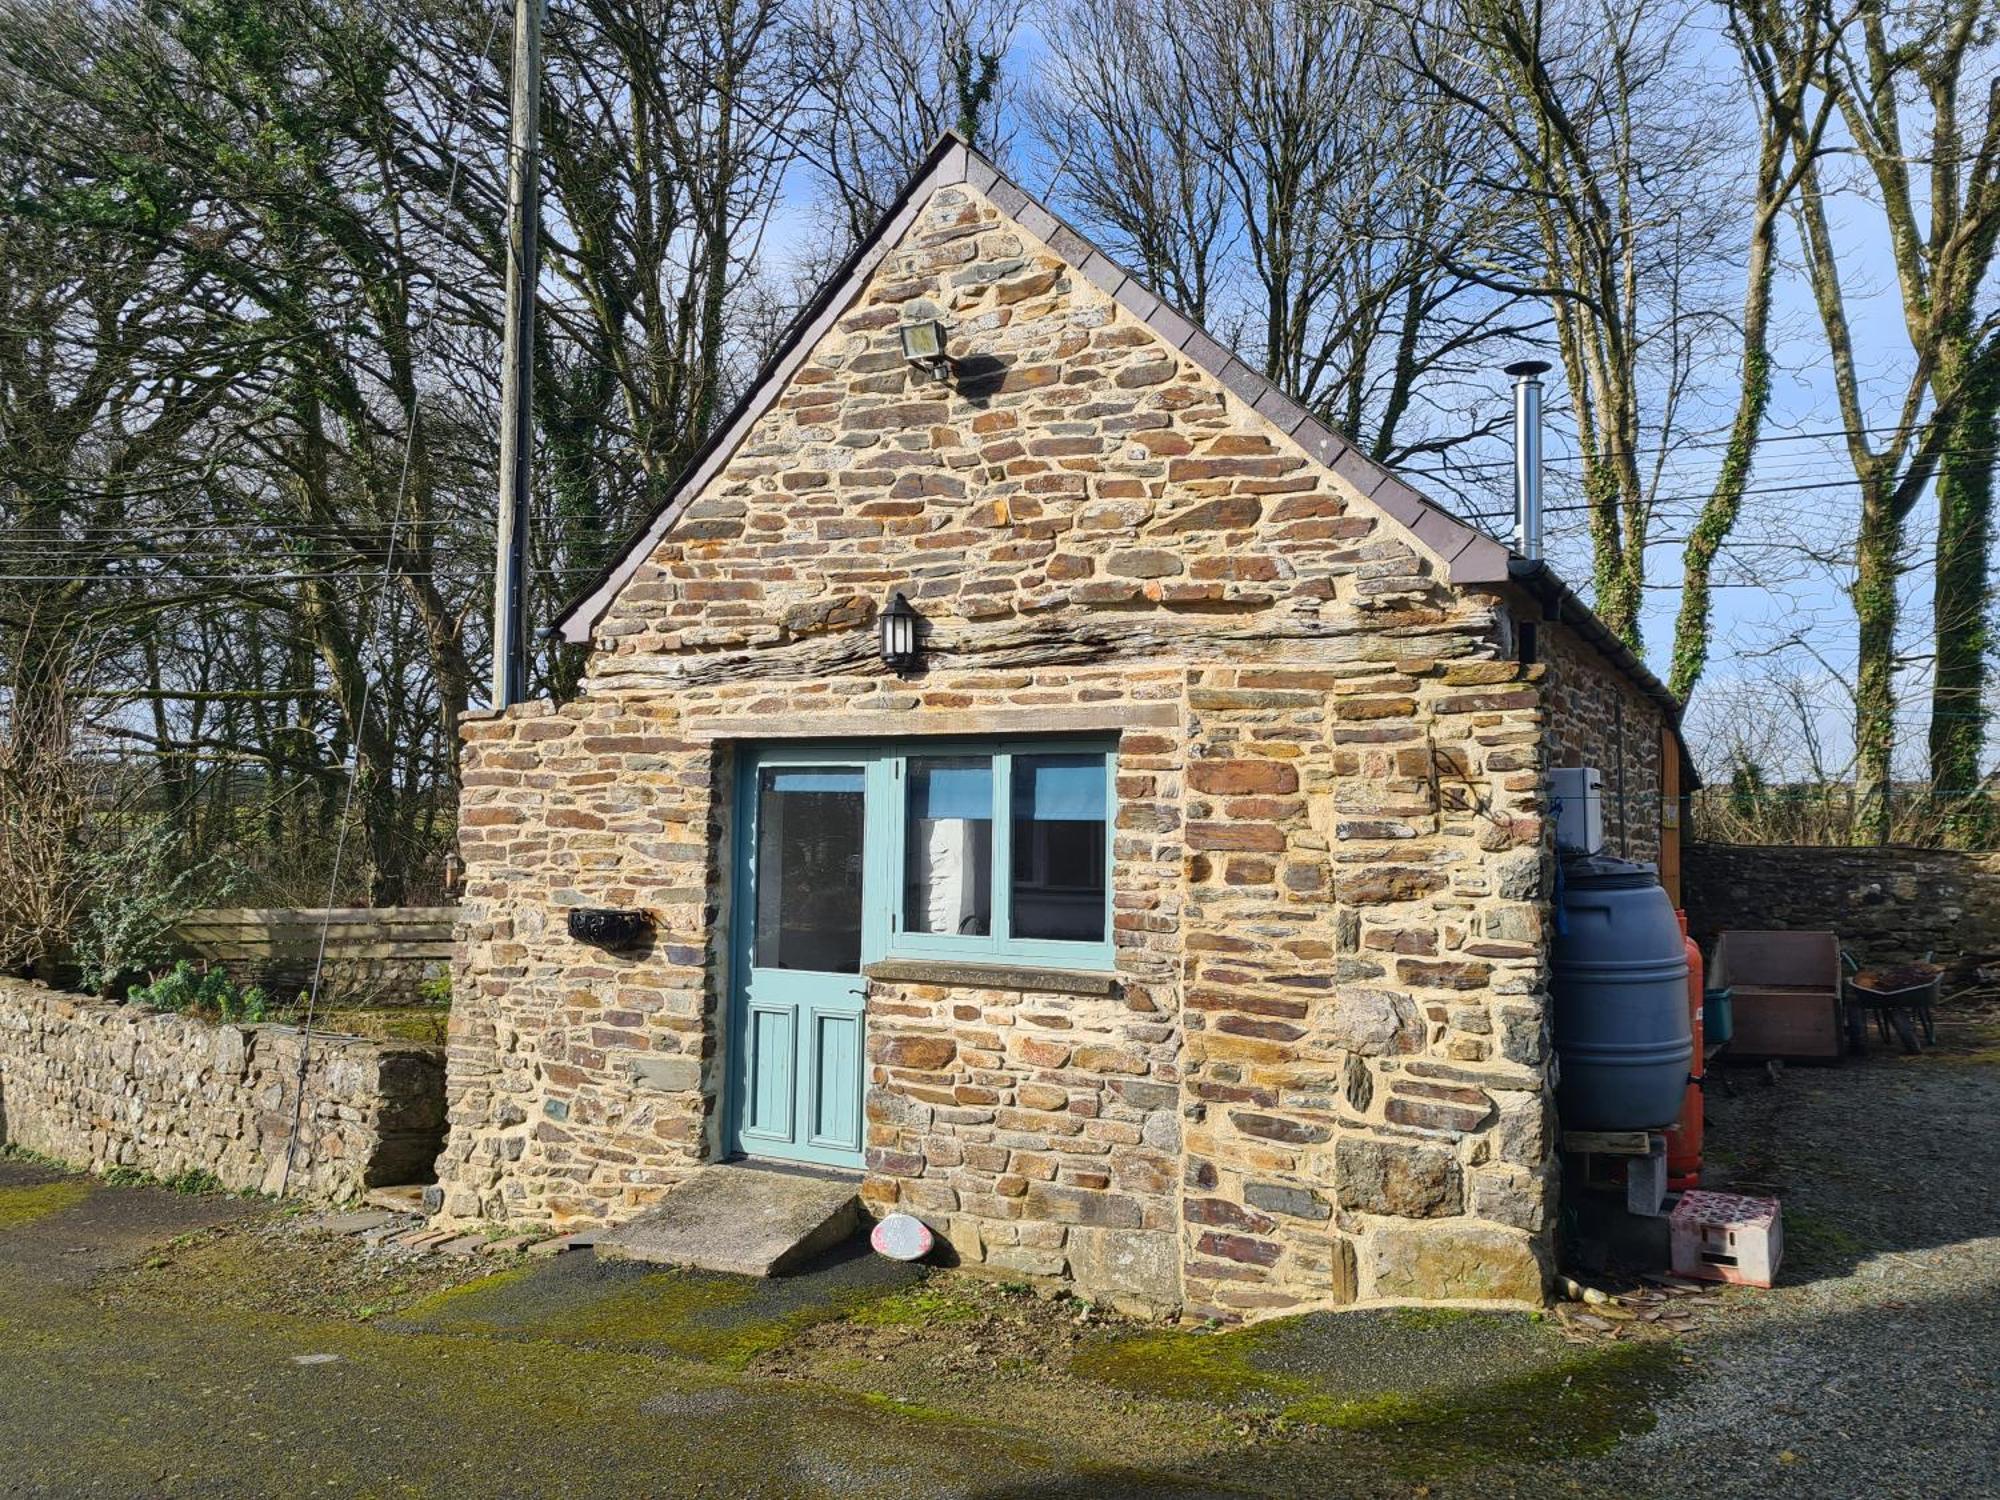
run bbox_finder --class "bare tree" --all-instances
[1040,0,1533,475]
[1666,0,1841,702]
[1778,0,2000,842]
[794,0,1024,254]
[1414,0,1746,648]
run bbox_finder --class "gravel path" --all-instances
[1571,1018,2000,1498]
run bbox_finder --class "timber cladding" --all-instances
[174,907,456,1005]
[437,172,1564,1319]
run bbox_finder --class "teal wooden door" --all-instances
[729,754,873,1169]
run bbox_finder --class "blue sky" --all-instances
[759,13,1991,785]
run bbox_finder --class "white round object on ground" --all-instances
[870,1212,934,1262]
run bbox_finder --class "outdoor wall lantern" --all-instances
[878,591,923,675]
[898,316,951,380]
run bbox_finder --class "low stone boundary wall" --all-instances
[1684,842,2000,978]
[0,978,445,1199]
[174,907,456,1005]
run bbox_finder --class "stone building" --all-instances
[436,135,1687,1320]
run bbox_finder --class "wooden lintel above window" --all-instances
[682,702,1179,743]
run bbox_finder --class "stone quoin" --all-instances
[434,135,1686,1321]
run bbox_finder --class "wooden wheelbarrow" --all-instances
[1842,956,1942,1055]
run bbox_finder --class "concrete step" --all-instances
[596,1161,862,1277]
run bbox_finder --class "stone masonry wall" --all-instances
[1541,621,1666,866]
[1684,843,2000,979]
[0,978,444,1200]
[439,177,1563,1317]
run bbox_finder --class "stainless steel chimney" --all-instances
[1505,360,1551,561]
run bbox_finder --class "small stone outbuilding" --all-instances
[437,136,1688,1320]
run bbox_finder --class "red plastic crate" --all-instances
[1669,1190,1783,1287]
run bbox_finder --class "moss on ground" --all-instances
[1391,1305,1479,1332]
[846,1278,984,1329]
[1076,1320,1296,1404]
[1281,1343,1680,1469]
[0,1282,1128,1498]
[1074,1310,1681,1477]
[1930,1023,2000,1068]
[0,1180,90,1230]
[398,1261,911,1369]
[1782,1206,1867,1266]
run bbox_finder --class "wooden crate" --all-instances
[1713,930,1842,1062]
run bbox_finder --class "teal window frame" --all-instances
[881,737,1118,972]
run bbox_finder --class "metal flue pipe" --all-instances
[1505,360,1550,561]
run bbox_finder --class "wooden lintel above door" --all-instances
[683,702,1179,743]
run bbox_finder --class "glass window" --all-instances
[904,756,993,936]
[1009,754,1108,943]
[754,766,865,972]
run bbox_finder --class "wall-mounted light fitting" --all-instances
[898,317,951,380]
[878,591,922,674]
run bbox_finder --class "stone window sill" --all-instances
[863,958,1119,996]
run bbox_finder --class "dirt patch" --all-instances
[0,1157,260,1285]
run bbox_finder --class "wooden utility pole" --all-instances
[492,0,542,708]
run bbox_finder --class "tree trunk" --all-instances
[1851,481,1900,845]
[1927,331,1998,838]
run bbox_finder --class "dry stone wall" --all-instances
[1684,843,2000,978]
[439,177,1564,1317]
[0,979,444,1199]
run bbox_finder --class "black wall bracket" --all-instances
[567,907,655,951]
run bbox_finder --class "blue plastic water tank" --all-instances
[1552,854,1693,1131]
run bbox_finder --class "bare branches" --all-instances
[1037,0,1534,480]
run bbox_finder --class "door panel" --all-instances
[740,1005,796,1146]
[807,1008,864,1155]
[730,755,871,1169]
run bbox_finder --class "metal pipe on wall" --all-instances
[1505,360,1550,562]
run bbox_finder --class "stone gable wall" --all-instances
[0,979,444,1200]
[585,183,1474,672]
[1541,622,1666,866]
[439,179,1561,1317]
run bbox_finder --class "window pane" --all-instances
[1010,754,1108,943]
[905,756,993,936]
[754,766,865,972]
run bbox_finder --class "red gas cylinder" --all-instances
[1667,912,1704,1189]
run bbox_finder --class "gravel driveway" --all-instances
[1569,1013,2000,1497]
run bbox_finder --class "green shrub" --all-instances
[416,969,452,1007]
[74,822,240,996]
[127,961,269,1024]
